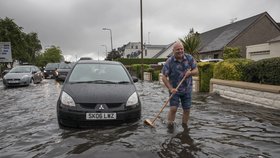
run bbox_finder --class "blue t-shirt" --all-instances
[161,54,197,93]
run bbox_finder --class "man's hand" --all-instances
[184,69,192,78]
[170,88,177,94]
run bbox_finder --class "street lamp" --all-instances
[101,44,107,60]
[102,28,113,51]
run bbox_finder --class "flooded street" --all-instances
[0,79,280,158]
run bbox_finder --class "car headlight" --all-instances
[126,92,139,107]
[21,75,30,81]
[61,91,75,107]
[22,75,29,78]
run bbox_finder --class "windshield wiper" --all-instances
[117,81,130,84]
[93,80,117,84]
[70,80,129,84]
[72,80,117,84]
[70,81,97,84]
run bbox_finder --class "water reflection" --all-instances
[159,126,200,158]
[59,122,140,155]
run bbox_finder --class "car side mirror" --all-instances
[132,76,138,83]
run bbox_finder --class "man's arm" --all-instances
[162,75,177,93]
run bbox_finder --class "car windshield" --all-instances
[10,67,31,73]
[59,63,73,69]
[68,63,131,84]
[45,63,60,70]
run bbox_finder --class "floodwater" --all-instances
[0,79,280,158]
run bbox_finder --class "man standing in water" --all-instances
[161,41,198,129]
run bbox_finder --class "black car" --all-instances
[57,60,141,128]
[56,62,75,81]
[43,63,60,79]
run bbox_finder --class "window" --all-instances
[214,54,219,59]
[249,51,270,56]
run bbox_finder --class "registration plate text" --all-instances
[86,113,116,120]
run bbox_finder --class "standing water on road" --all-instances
[0,79,280,158]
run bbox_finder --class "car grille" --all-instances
[6,79,20,81]
[79,103,124,109]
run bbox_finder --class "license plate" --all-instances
[8,80,19,83]
[86,113,116,120]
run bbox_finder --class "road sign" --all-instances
[0,42,12,62]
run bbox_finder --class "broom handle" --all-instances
[151,73,188,124]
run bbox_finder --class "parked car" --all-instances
[200,59,224,62]
[43,63,60,79]
[1,68,11,77]
[56,62,75,81]
[2,65,43,87]
[57,60,141,128]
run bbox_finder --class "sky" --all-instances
[0,0,279,61]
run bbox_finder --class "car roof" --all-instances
[14,65,36,67]
[77,60,122,65]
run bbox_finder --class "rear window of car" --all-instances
[59,63,73,69]
[10,66,32,73]
[68,63,131,83]
[45,63,60,70]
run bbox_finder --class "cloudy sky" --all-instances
[1,0,279,61]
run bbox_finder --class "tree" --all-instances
[24,32,42,63]
[0,17,42,65]
[35,46,63,68]
[106,49,123,60]
[180,28,201,61]
[223,47,241,59]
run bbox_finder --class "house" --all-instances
[152,42,175,58]
[152,12,280,60]
[199,12,280,59]
[119,42,167,58]
[119,42,141,58]
[246,35,280,61]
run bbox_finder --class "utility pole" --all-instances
[140,0,144,81]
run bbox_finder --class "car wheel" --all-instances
[30,78,34,84]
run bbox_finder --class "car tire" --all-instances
[30,78,34,84]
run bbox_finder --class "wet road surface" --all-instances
[0,79,280,158]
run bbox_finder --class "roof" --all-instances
[144,44,166,49]
[268,35,280,43]
[199,12,275,53]
[152,42,175,58]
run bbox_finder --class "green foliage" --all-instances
[152,70,161,81]
[116,58,166,65]
[131,64,150,79]
[213,58,253,81]
[244,57,280,85]
[106,50,123,60]
[198,62,215,92]
[0,17,42,64]
[223,47,242,59]
[35,46,63,68]
[180,28,200,61]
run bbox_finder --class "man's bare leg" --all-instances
[182,109,190,127]
[167,106,177,127]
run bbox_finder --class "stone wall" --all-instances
[193,76,199,92]
[210,79,280,109]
